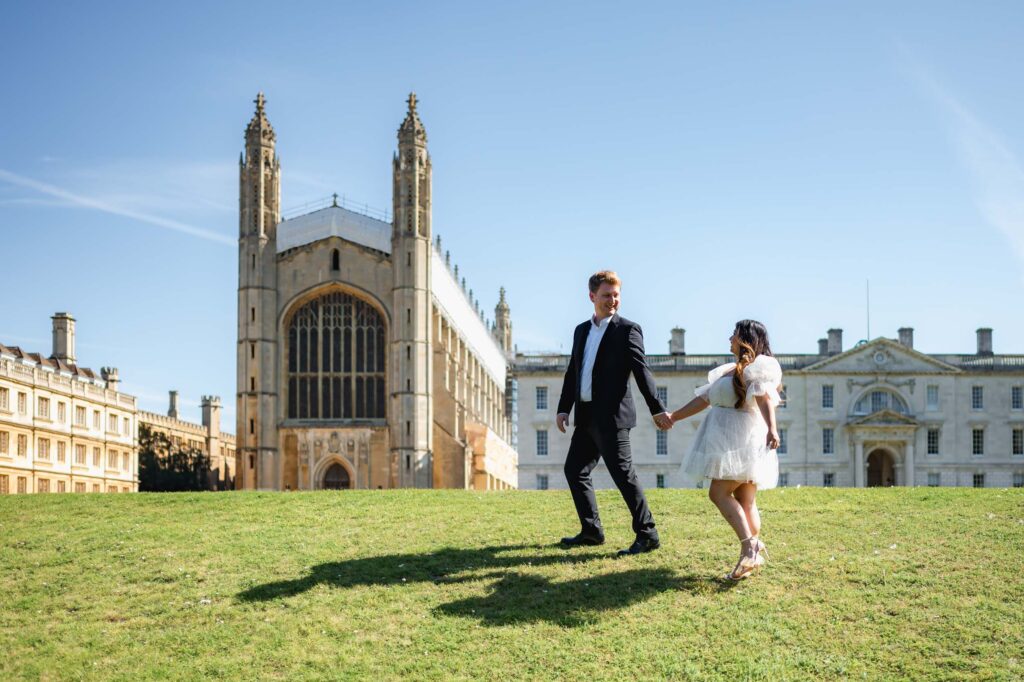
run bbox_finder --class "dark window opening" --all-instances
[285,292,386,420]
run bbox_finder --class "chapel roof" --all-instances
[276,204,391,255]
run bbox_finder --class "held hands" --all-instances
[653,412,673,431]
[559,412,673,431]
[766,429,780,450]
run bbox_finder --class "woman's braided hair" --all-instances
[732,319,774,409]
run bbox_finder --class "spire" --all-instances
[398,91,427,145]
[494,286,513,354]
[245,91,276,150]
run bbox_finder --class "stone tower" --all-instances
[391,93,433,488]
[494,287,513,355]
[237,92,281,490]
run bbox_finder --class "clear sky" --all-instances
[2,1,1023,432]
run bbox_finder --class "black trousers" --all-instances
[563,403,657,541]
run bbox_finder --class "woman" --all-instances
[671,319,782,581]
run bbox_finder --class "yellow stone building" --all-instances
[0,313,138,494]
[138,391,237,490]
[236,93,517,491]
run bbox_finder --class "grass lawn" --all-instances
[1,487,1022,680]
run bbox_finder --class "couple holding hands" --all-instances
[555,271,782,581]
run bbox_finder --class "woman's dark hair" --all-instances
[732,319,773,408]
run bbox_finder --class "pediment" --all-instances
[804,338,960,374]
[849,409,919,426]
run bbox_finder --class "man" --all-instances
[556,270,673,555]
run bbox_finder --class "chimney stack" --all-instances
[101,367,119,391]
[827,328,843,355]
[977,328,993,356]
[669,328,686,355]
[51,312,76,364]
[898,327,914,349]
[168,390,180,419]
[201,395,221,436]
[818,338,828,355]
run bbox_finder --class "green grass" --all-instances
[1,488,1023,681]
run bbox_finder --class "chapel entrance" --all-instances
[866,450,895,487]
[323,463,351,490]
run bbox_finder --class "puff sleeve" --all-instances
[743,355,783,406]
[694,363,736,401]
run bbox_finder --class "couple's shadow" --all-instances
[237,543,731,627]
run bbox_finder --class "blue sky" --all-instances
[2,2,1023,432]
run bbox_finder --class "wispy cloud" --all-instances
[901,50,1024,281]
[0,168,235,246]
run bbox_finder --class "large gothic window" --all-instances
[287,292,386,420]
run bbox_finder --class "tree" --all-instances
[138,424,213,492]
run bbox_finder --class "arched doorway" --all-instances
[867,450,895,487]
[323,462,351,490]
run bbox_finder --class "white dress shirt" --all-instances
[579,314,612,402]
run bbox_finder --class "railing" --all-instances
[933,355,1024,369]
[280,194,391,223]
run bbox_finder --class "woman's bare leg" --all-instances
[733,483,760,538]
[708,479,751,540]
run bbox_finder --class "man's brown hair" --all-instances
[588,270,621,293]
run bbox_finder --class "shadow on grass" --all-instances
[237,544,601,601]
[238,543,729,626]
[436,568,727,626]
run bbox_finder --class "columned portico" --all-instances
[854,441,865,488]
[848,410,920,488]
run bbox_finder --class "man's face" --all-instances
[590,282,620,319]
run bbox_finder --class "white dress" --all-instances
[681,354,783,489]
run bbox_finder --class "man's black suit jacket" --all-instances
[557,314,666,430]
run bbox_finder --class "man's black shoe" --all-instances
[617,536,660,556]
[560,533,605,547]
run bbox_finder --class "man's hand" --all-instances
[653,412,673,431]
[556,413,570,433]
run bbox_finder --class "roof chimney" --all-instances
[818,338,828,355]
[51,312,76,364]
[168,390,180,419]
[977,328,993,356]
[827,328,843,356]
[898,327,914,349]
[669,328,686,355]
[101,367,119,391]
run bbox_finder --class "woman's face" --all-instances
[730,330,740,356]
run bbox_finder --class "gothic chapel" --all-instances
[236,93,517,491]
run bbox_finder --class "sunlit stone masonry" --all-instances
[0,314,138,494]
[515,327,1024,490]
[235,93,516,491]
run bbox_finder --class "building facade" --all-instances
[0,314,138,494]
[236,93,517,491]
[515,327,1024,490]
[138,391,237,490]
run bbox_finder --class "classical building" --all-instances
[0,313,138,494]
[235,93,517,491]
[138,391,237,490]
[516,327,1024,490]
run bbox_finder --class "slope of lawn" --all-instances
[1,487,1022,680]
